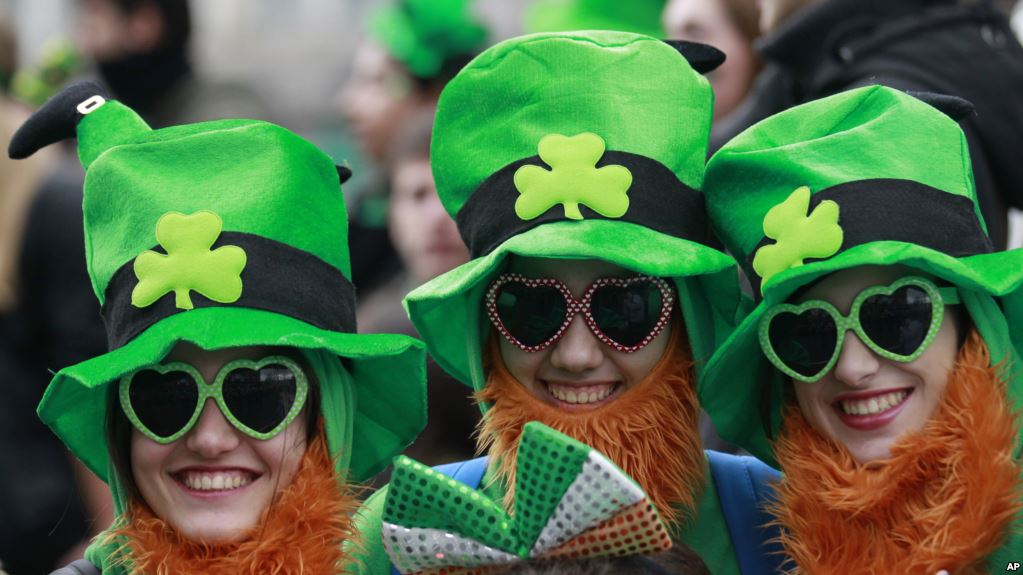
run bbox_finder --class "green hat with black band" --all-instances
[700,85,1023,467]
[404,30,740,393]
[8,81,427,485]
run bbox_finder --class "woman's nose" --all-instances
[184,400,241,458]
[549,315,604,373]
[831,331,882,387]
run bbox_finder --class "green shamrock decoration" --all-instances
[132,211,247,310]
[752,186,843,291]
[513,132,632,221]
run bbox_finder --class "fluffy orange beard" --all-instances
[770,329,1023,574]
[475,322,705,528]
[106,431,359,575]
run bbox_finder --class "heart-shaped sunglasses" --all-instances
[119,355,308,443]
[484,273,676,353]
[759,276,960,383]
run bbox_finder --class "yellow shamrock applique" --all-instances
[132,211,247,310]
[752,186,843,291]
[513,133,633,221]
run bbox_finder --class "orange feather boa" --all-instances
[105,432,359,574]
[770,330,1023,574]
[475,322,705,528]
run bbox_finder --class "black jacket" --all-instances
[714,0,1023,248]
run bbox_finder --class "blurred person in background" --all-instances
[662,0,761,127]
[0,18,113,575]
[76,0,264,127]
[340,0,487,296]
[713,0,1023,250]
[524,0,667,37]
[358,109,477,472]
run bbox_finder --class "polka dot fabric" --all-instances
[530,450,645,556]
[384,456,516,552]
[512,422,591,548]
[382,422,675,574]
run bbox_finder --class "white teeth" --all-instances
[546,382,615,405]
[181,471,253,491]
[840,391,909,416]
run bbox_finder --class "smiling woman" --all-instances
[351,30,785,575]
[702,85,1023,573]
[8,81,427,574]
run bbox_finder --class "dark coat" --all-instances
[713,0,1023,248]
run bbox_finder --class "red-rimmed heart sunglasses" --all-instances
[484,273,676,353]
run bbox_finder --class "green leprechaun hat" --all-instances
[371,0,487,79]
[700,85,1023,466]
[381,422,672,574]
[8,81,427,484]
[404,30,738,392]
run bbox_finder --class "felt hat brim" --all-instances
[38,307,426,483]
[700,240,1023,467]
[406,219,739,391]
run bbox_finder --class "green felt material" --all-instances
[432,32,711,217]
[371,0,486,78]
[513,132,632,221]
[29,91,427,498]
[752,186,843,290]
[410,31,739,393]
[77,105,352,305]
[352,451,740,574]
[131,211,247,309]
[702,86,1023,480]
[524,0,666,38]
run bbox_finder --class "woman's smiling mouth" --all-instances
[832,388,913,431]
[542,380,622,410]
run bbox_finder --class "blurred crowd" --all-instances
[1,0,1022,572]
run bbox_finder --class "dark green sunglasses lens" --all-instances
[222,364,298,434]
[859,285,934,357]
[590,281,664,347]
[495,281,568,347]
[129,370,198,438]
[769,308,838,377]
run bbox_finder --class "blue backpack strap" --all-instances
[706,450,785,575]
[390,456,491,575]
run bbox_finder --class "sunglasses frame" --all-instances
[484,273,676,353]
[119,354,309,444]
[759,276,960,383]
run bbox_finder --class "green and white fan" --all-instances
[382,422,672,574]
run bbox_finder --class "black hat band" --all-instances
[456,151,713,259]
[102,232,357,349]
[747,178,994,297]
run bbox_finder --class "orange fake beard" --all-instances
[475,322,705,528]
[106,431,359,575]
[770,329,1023,574]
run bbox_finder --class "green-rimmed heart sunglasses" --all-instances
[759,276,960,383]
[119,355,308,443]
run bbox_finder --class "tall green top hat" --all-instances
[405,30,738,391]
[700,85,1023,466]
[8,81,427,483]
